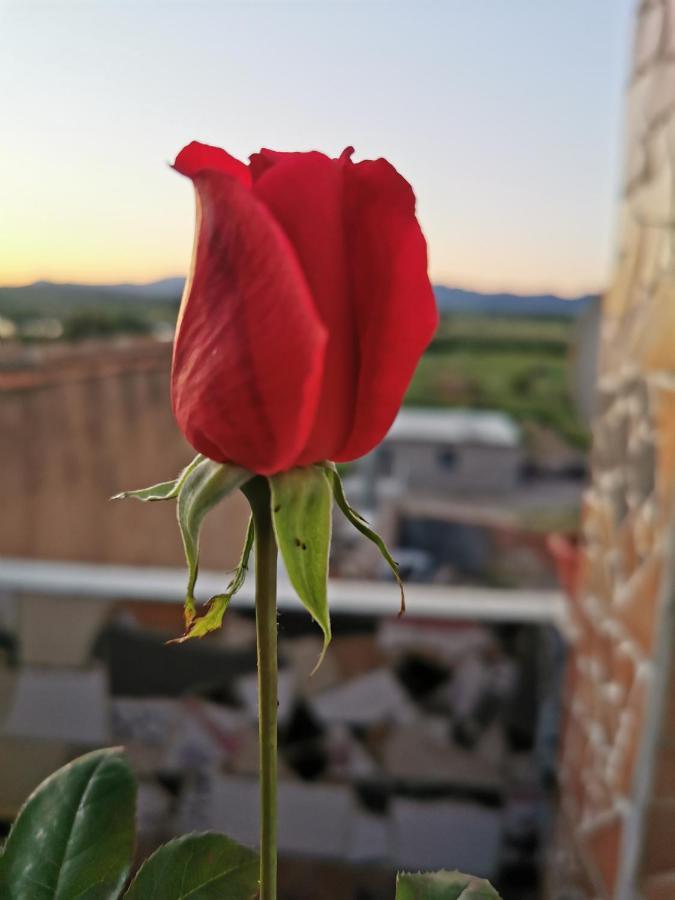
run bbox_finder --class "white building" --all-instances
[373,408,523,496]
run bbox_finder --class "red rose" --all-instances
[171,141,438,475]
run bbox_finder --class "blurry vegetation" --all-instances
[0,283,179,342]
[61,309,153,340]
[405,314,589,450]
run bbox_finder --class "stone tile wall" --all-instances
[549,2,675,896]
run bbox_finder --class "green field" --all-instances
[405,315,589,449]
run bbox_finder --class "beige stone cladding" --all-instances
[549,1,675,897]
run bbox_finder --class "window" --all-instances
[437,447,458,470]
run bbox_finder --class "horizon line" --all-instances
[0,274,605,300]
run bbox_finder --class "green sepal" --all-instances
[270,465,333,669]
[177,458,252,626]
[396,871,502,899]
[0,748,135,900]
[169,515,255,643]
[324,462,405,614]
[124,832,259,900]
[111,453,203,502]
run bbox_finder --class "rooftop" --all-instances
[386,408,521,448]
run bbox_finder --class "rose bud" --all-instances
[171,142,438,475]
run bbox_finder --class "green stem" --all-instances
[244,477,278,900]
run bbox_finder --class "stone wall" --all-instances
[550,2,675,897]
[0,339,249,570]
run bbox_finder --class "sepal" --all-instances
[111,454,203,502]
[170,515,255,642]
[114,455,253,634]
[269,465,333,669]
[324,462,405,614]
[176,458,252,625]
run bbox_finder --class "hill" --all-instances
[1,279,598,320]
[434,286,597,318]
[0,278,183,319]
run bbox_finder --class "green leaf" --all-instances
[176,458,252,625]
[270,466,332,666]
[111,453,203,502]
[396,871,502,900]
[0,748,135,900]
[325,462,405,613]
[170,515,255,642]
[124,832,259,900]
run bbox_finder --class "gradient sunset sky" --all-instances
[1,0,635,295]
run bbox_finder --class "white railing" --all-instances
[0,557,566,626]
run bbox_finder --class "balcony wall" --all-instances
[0,340,249,568]
[549,2,675,897]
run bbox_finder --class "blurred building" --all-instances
[376,409,523,495]
[337,408,580,591]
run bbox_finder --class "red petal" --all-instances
[334,158,438,462]
[252,151,358,463]
[248,147,282,181]
[173,141,251,188]
[172,162,327,474]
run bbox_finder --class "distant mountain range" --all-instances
[0,278,598,319]
[8,277,185,303]
[434,285,597,318]
[0,278,185,320]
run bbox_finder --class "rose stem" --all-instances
[244,476,278,900]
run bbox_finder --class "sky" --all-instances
[0,0,636,295]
